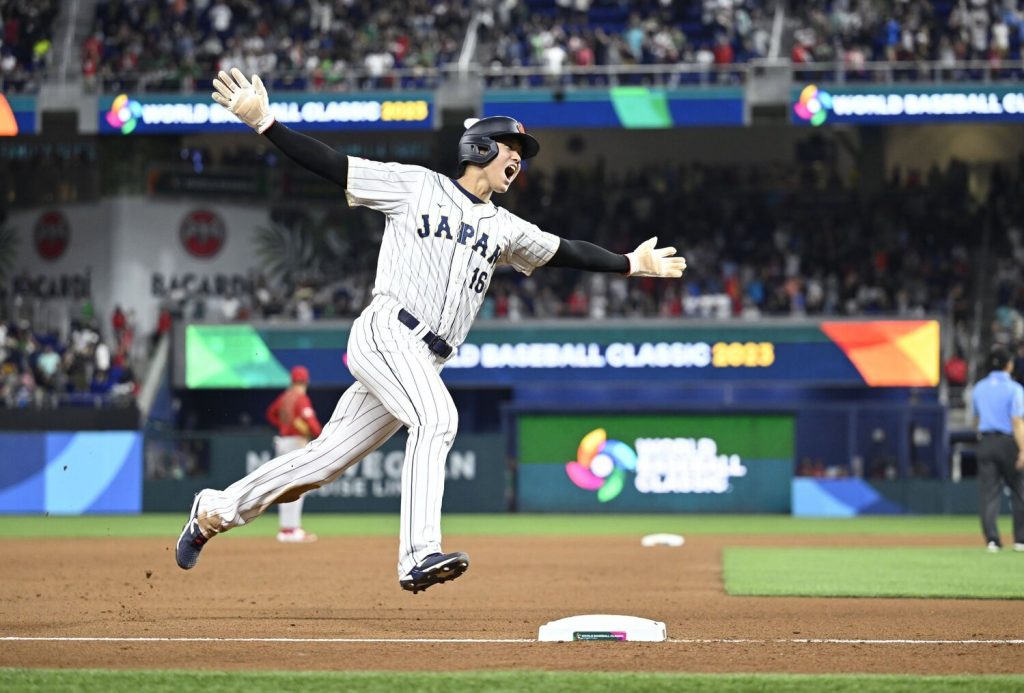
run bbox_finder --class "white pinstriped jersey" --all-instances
[346,156,559,347]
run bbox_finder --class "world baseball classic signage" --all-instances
[793,84,1024,126]
[516,413,794,513]
[98,93,434,134]
[180,320,940,389]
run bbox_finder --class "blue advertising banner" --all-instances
[0,94,36,135]
[484,87,745,127]
[180,320,939,389]
[98,92,434,135]
[792,83,1024,126]
[791,478,904,516]
[0,432,142,514]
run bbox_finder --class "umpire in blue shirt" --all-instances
[972,347,1024,551]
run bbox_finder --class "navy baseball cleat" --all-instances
[400,551,470,594]
[175,491,213,570]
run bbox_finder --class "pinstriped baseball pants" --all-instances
[197,295,458,578]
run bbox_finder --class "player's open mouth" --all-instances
[504,164,518,180]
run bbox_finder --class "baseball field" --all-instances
[1,514,1023,691]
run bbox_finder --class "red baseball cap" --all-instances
[290,366,310,384]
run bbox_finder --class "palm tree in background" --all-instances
[254,218,320,287]
[254,208,376,289]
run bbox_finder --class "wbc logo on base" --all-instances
[565,429,637,502]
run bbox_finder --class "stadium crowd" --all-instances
[0,298,138,409]
[85,0,774,90]
[76,0,1024,91]
[791,0,1024,76]
[0,0,59,91]
[85,0,473,91]
[480,0,772,85]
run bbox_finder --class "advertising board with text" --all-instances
[792,83,1024,126]
[142,431,506,513]
[99,92,433,134]
[181,320,940,389]
[516,413,794,513]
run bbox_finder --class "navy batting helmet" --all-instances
[458,116,540,171]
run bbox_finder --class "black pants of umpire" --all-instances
[978,433,1024,546]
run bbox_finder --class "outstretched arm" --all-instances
[547,237,686,278]
[546,238,629,273]
[264,122,348,188]
[211,67,348,187]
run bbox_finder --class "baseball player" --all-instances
[265,365,321,543]
[176,68,686,593]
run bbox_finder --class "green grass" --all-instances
[725,547,1024,599]
[2,670,1023,693]
[0,513,1008,539]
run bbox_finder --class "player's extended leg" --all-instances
[175,382,402,568]
[345,306,460,581]
[273,436,316,543]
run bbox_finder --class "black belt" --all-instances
[979,431,1012,438]
[397,308,453,358]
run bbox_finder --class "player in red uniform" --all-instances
[264,365,322,542]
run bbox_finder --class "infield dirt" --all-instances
[1,534,1022,674]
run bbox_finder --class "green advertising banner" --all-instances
[516,413,794,513]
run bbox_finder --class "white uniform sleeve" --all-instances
[345,156,429,215]
[499,212,560,276]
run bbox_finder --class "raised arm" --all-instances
[211,67,348,188]
[547,236,686,278]
[264,122,348,188]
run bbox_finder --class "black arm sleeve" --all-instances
[545,238,629,273]
[263,121,348,188]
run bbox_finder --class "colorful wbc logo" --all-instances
[106,94,143,134]
[793,84,832,126]
[565,428,637,502]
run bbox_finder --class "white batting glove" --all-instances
[625,237,687,278]
[211,67,275,134]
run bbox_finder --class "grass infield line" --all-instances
[3,637,1024,645]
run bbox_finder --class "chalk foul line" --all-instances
[2,636,1023,645]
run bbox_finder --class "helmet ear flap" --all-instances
[457,136,500,170]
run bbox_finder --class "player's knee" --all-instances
[420,402,458,440]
